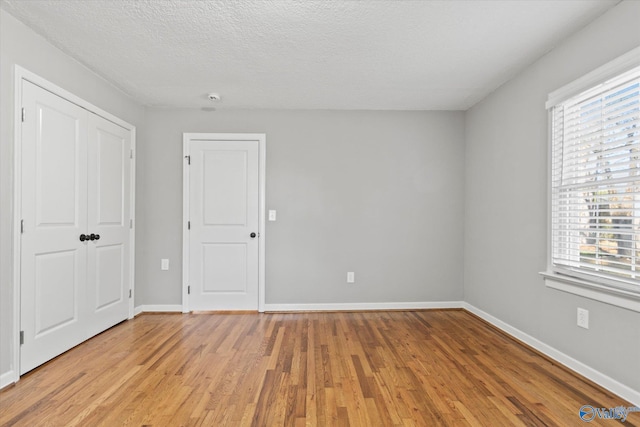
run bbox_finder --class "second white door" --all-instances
[188,138,260,310]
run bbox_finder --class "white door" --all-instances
[20,80,131,374]
[188,139,260,310]
[86,114,131,337]
[20,81,89,373]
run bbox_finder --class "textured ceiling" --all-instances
[1,0,621,110]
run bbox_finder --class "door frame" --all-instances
[182,133,266,313]
[12,66,137,384]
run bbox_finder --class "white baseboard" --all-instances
[134,304,183,316]
[264,301,464,312]
[462,303,640,407]
[0,370,17,390]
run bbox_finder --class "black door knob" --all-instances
[90,233,100,241]
[250,232,257,238]
[94,234,100,240]
[79,234,88,242]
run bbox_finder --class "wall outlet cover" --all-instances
[577,307,589,329]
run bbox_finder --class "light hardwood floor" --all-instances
[0,310,636,426]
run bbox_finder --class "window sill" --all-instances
[540,272,640,313]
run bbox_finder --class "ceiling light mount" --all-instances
[207,92,221,101]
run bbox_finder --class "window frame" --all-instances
[542,46,640,312]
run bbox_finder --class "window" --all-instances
[548,55,640,297]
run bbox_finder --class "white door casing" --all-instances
[17,74,134,376]
[183,134,266,312]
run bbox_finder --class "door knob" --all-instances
[250,232,257,238]
[79,234,88,242]
[90,233,100,241]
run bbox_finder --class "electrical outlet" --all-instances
[268,210,277,221]
[577,308,589,329]
[347,272,355,283]
[161,259,169,271]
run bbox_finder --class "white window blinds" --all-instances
[550,65,640,291]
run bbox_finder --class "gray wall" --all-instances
[464,0,640,393]
[0,10,145,377]
[138,109,465,306]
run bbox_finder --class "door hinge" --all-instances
[21,108,25,123]
[185,155,190,165]
[20,219,24,234]
[129,289,132,298]
[187,285,191,295]
[130,149,134,159]
[130,219,133,229]
[20,331,24,345]
[187,221,190,230]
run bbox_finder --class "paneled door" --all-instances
[20,80,131,374]
[187,138,260,310]
[85,114,131,338]
[20,80,89,374]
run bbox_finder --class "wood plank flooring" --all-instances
[0,310,636,426]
